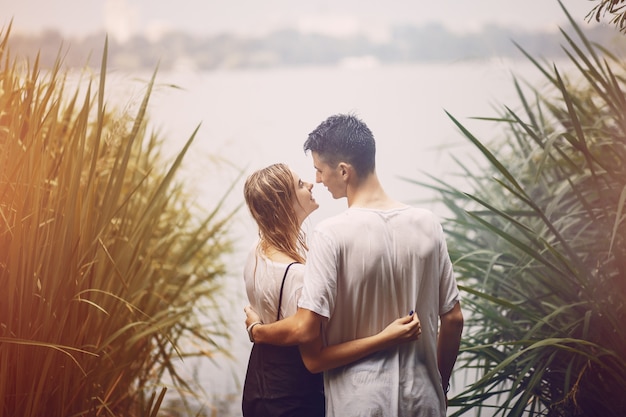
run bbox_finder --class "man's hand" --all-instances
[244,305,261,328]
[243,306,321,346]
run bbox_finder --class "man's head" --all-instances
[303,113,376,178]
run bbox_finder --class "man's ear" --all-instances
[339,162,354,181]
[338,163,347,175]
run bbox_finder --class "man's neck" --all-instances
[347,174,404,210]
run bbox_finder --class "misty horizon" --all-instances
[4,18,622,72]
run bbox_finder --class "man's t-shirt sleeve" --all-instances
[438,224,461,315]
[298,228,337,319]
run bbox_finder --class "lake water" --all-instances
[106,58,560,415]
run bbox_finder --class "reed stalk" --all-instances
[0,25,235,417]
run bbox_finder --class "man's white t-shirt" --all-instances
[298,206,460,417]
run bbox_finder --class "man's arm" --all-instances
[245,306,321,345]
[437,301,464,394]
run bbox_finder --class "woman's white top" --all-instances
[243,243,305,324]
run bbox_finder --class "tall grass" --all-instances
[0,26,236,416]
[588,0,626,33]
[409,3,626,416]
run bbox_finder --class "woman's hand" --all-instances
[300,311,421,373]
[379,311,421,345]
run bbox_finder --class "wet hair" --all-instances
[303,113,376,177]
[243,163,307,264]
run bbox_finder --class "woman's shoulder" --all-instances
[275,259,305,274]
[264,250,302,265]
[256,253,304,271]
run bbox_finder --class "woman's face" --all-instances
[291,169,319,224]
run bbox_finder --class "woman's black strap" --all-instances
[276,262,298,321]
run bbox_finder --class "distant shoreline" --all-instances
[5,22,622,72]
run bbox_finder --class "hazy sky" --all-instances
[2,0,600,42]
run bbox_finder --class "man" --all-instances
[245,113,463,416]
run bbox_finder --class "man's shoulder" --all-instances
[318,206,438,222]
[316,209,350,227]
[406,206,439,220]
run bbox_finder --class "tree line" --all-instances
[5,21,624,72]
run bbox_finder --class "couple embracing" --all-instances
[241,113,464,417]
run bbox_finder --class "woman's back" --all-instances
[242,244,325,417]
[243,245,306,324]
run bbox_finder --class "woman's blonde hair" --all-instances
[244,163,307,263]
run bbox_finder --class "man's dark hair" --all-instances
[303,113,376,177]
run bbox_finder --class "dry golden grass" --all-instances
[0,26,234,417]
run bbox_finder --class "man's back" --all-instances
[299,205,459,417]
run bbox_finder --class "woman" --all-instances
[241,163,418,417]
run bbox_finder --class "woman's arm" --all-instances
[244,306,421,373]
[298,312,421,374]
